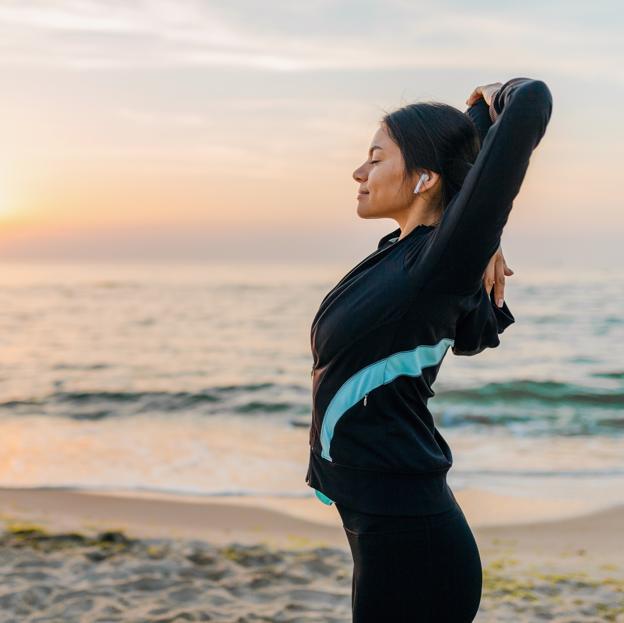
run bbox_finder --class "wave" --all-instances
[592,370,624,380]
[0,384,309,420]
[2,379,622,436]
[454,468,624,478]
[437,379,624,406]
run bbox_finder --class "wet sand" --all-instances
[0,486,622,622]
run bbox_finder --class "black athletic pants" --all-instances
[335,498,482,622]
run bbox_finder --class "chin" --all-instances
[356,203,377,219]
[356,205,387,220]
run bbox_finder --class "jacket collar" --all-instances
[377,224,436,249]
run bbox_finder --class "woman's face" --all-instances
[352,123,414,219]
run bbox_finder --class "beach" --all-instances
[0,0,622,619]
[0,263,622,621]
[1,487,623,622]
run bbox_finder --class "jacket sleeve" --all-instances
[465,96,493,145]
[416,77,553,295]
[451,285,516,356]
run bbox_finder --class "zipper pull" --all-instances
[363,393,368,406]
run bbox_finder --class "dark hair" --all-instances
[381,101,481,215]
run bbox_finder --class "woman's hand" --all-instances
[466,82,503,107]
[483,244,514,307]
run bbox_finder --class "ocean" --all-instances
[0,261,622,512]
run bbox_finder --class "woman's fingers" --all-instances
[483,255,496,296]
[466,82,504,107]
[465,87,482,106]
[494,254,507,307]
[483,246,513,306]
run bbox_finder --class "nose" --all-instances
[353,163,367,183]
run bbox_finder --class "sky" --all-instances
[0,0,622,265]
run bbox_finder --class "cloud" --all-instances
[0,0,620,81]
[116,107,209,127]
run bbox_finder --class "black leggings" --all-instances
[336,499,482,622]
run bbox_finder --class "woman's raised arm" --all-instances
[417,77,553,295]
[465,96,493,144]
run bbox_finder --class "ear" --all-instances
[413,169,440,193]
[425,170,441,190]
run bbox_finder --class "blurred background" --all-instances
[0,0,622,515]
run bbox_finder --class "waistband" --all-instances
[306,449,457,516]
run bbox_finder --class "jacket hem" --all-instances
[305,449,457,516]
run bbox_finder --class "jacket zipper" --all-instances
[363,393,368,406]
[310,238,400,336]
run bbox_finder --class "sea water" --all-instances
[0,261,622,512]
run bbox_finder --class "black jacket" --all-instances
[305,77,553,515]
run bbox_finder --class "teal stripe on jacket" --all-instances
[319,338,454,462]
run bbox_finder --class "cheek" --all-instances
[369,165,402,200]
[368,167,387,196]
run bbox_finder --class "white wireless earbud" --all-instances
[413,173,429,194]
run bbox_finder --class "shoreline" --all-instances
[1,486,622,621]
[0,485,622,556]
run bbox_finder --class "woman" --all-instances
[305,77,553,621]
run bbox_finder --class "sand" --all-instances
[0,486,622,622]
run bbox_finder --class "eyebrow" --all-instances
[368,145,383,156]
